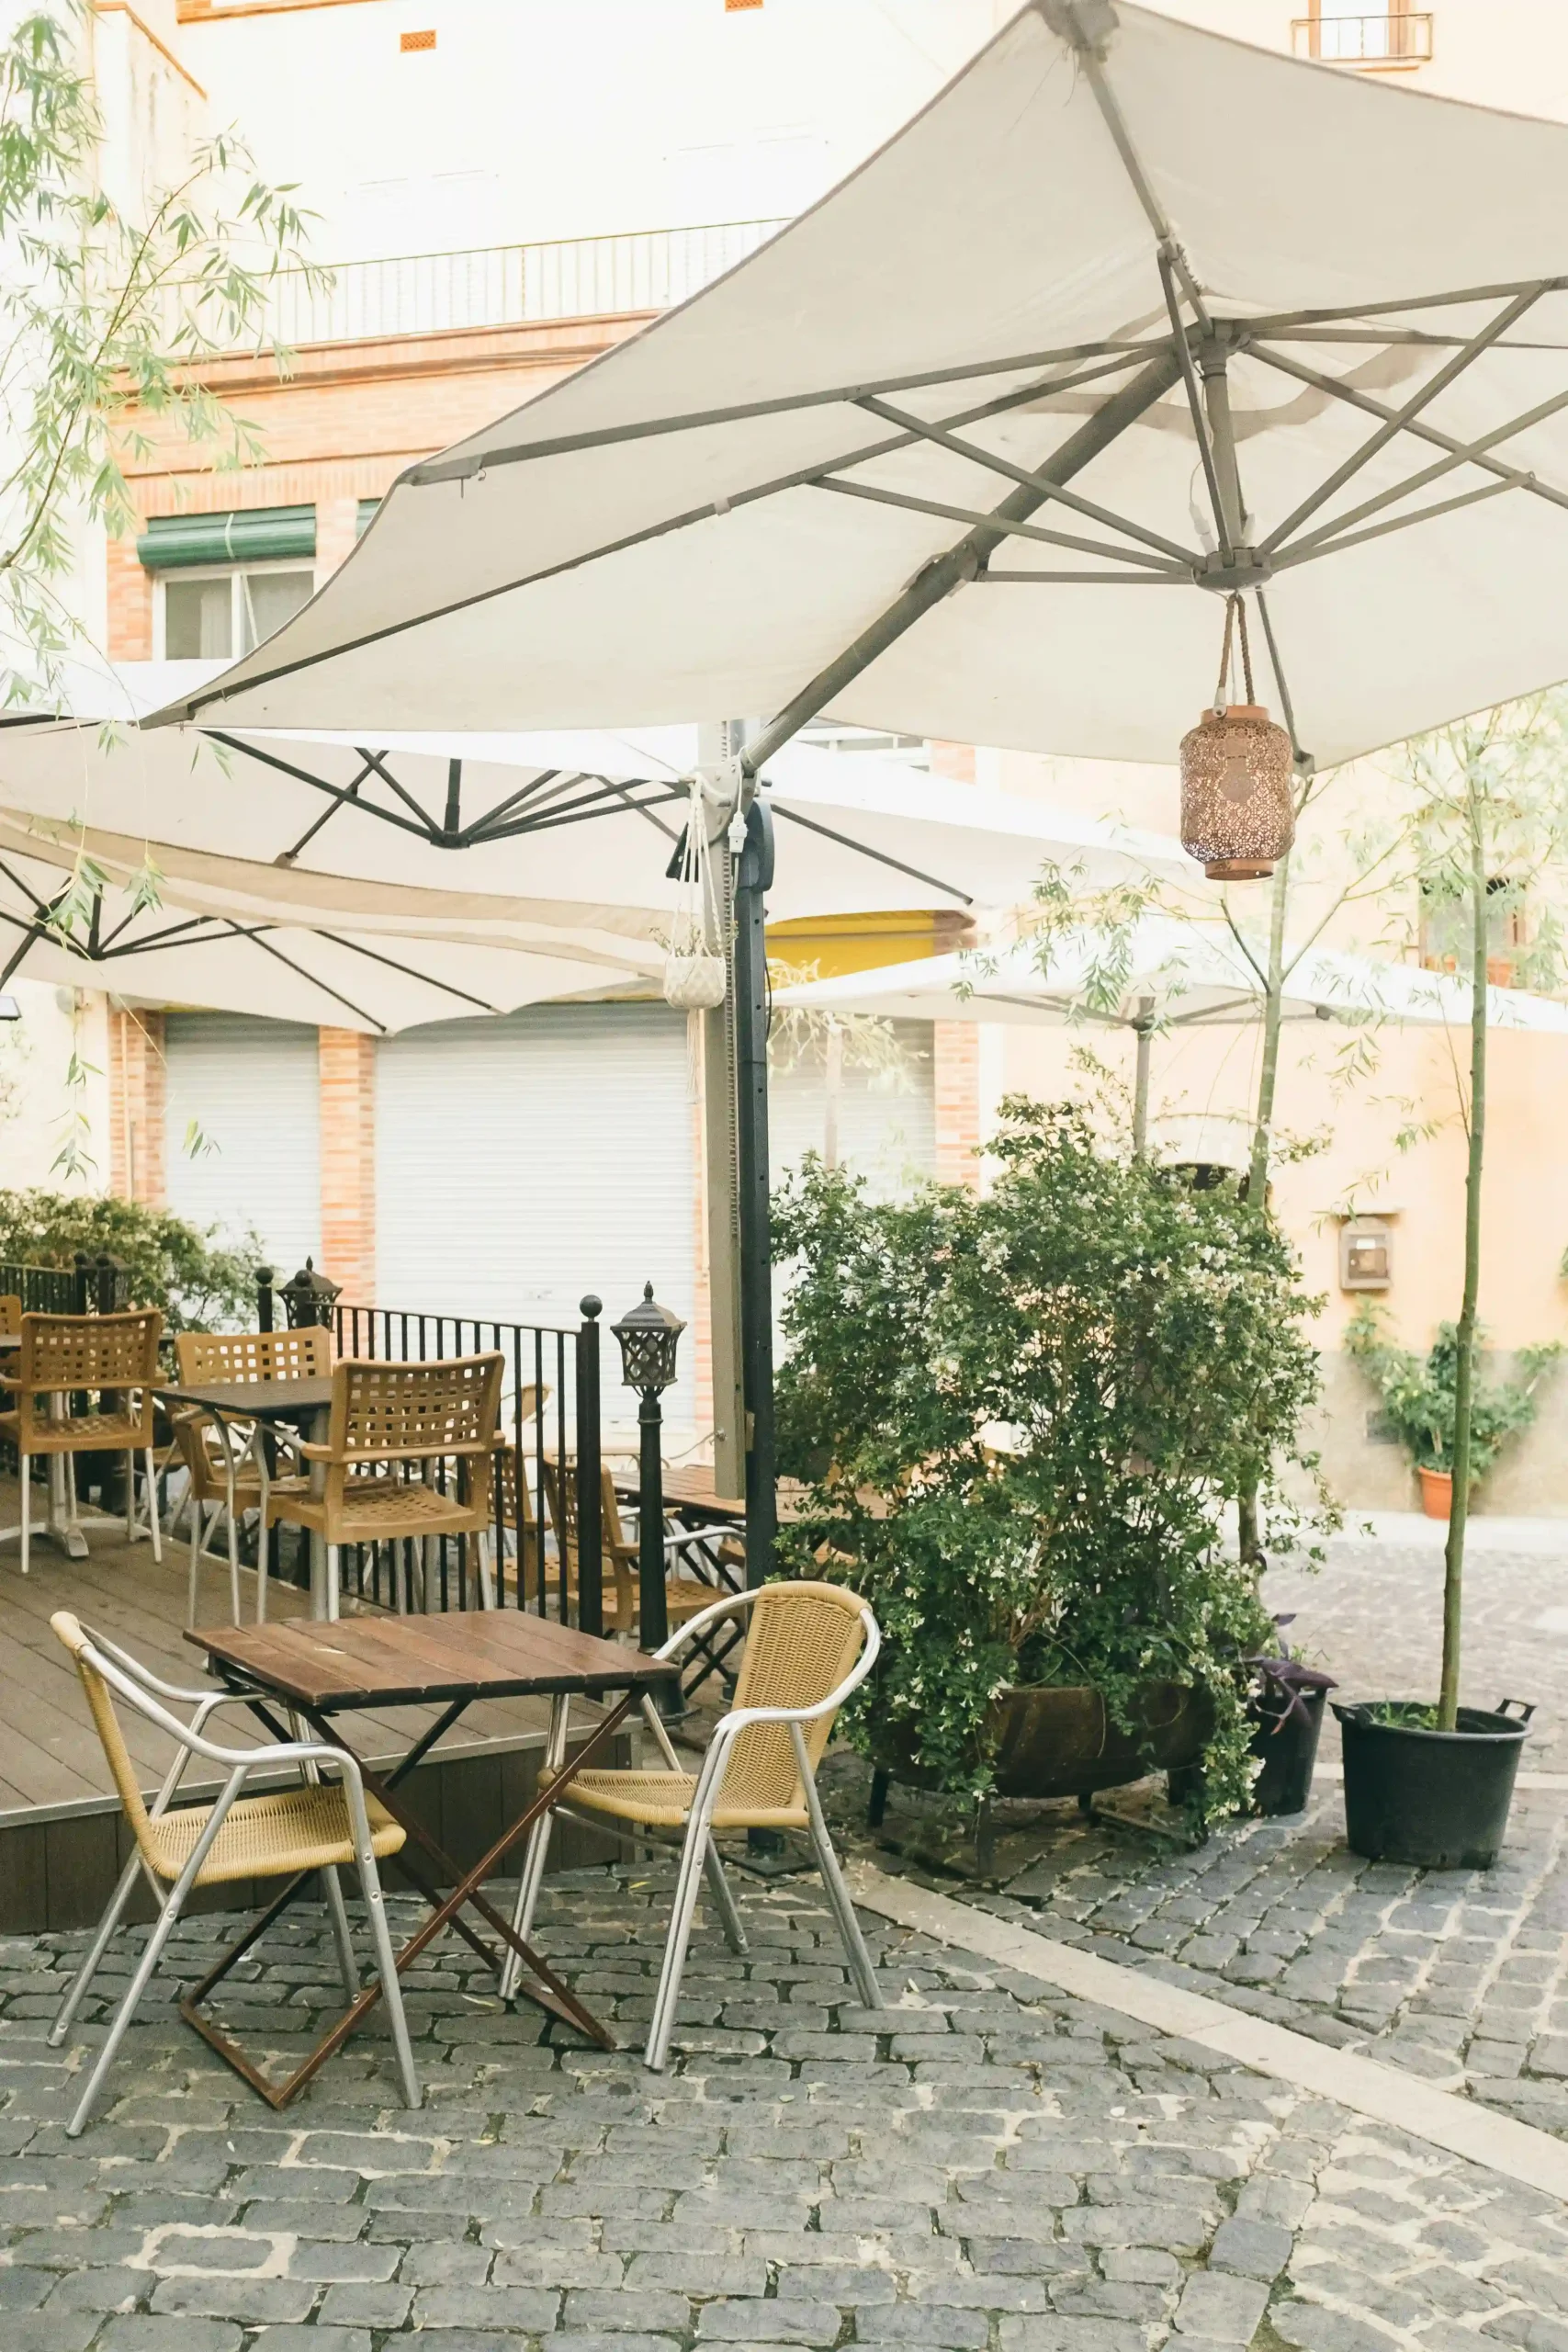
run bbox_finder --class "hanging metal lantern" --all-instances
[1180,594,1294,882]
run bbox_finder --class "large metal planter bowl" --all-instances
[870,1679,1213,1804]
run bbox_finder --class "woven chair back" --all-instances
[540,1458,624,1556]
[0,1294,21,1337]
[721,1580,869,1815]
[175,1327,333,1385]
[328,1352,503,1464]
[20,1308,162,1391]
[50,1612,159,1871]
[15,1310,163,1446]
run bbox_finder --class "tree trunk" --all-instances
[1439,819,1488,1730]
[1238,853,1292,1569]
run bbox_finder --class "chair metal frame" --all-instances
[47,1614,419,2133]
[502,1583,885,2069]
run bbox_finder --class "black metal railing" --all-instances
[0,1254,129,1315]
[254,1272,605,1629]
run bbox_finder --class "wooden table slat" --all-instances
[188,1609,671,1711]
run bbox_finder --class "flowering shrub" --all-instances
[773,1099,1332,1826]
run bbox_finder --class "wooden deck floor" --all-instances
[0,1475,564,1819]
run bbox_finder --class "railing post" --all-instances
[255,1268,275,1332]
[575,1295,603,1638]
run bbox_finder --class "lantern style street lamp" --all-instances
[280,1256,342,1329]
[613,1283,685,1664]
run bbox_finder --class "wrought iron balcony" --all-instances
[1292,12,1433,63]
[243,218,789,353]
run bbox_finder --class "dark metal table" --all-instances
[185,1610,674,2103]
[156,1377,335,1616]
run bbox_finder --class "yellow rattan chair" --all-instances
[170,1329,329,1625]
[265,1352,503,1618]
[502,1579,885,2068]
[0,1295,21,1337]
[0,1311,164,1575]
[47,1610,418,2132]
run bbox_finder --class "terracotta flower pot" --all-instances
[1418,1466,1452,1521]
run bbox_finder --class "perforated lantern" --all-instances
[1180,595,1294,883]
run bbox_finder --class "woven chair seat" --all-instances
[539,1760,808,1832]
[0,1408,147,1453]
[270,1476,482,1543]
[146,1781,404,1886]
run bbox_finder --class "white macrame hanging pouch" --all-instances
[662,775,728,1011]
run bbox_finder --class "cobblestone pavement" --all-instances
[809,1531,1568,2149]
[5,1862,1568,2352]
[1261,1524,1568,1770]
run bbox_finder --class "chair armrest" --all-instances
[295,1440,333,1462]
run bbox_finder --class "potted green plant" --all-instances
[1330,700,1568,1869]
[773,1100,1332,1838]
[1346,1306,1559,1520]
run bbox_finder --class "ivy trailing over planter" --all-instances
[773,1100,1333,1828]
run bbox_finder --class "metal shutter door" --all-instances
[376,1004,696,1421]
[164,1013,321,1272]
[769,1019,936,1198]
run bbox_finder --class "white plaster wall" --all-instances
[0,981,112,1198]
[177,0,1000,260]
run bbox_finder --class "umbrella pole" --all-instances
[1132,1000,1154,1156]
[733,793,777,1598]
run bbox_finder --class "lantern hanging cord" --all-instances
[1213,591,1257,711]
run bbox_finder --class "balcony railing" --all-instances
[1292,12,1433,62]
[245,217,789,353]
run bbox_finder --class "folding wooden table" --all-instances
[185,1611,673,2102]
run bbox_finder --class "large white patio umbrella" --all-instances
[0,722,1182,1030]
[776,920,1568,1149]
[152,3,1568,771]
[0,718,1181,926]
[139,0,1568,1571]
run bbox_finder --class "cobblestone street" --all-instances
[816,1522,1568,2152]
[5,1864,1568,2352]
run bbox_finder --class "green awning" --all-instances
[137,505,316,571]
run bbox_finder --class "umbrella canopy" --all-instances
[0,718,1183,928]
[0,808,659,1034]
[149,2,1568,770]
[774,922,1568,1035]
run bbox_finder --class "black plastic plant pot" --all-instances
[1250,1685,1326,1816]
[1335,1700,1533,1869]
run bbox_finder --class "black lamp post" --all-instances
[279,1257,342,1330]
[612,1283,684,1667]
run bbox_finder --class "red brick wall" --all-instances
[318,1029,376,1303]
[107,1009,166,1206]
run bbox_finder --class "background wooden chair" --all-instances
[0,1295,22,1337]
[47,1611,417,2132]
[170,1329,329,1624]
[535,1458,717,1636]
[503,1580,884,2067]
[266,1352,503,1618]
[0,1311,164,1575]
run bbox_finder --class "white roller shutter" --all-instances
[376,1004,696,1422]
[769,1019,935,1200]
[164,1013,321,1272]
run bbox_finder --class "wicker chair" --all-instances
[169,1329,329,1625]
[502,1580,884,2068]
[265,1352,503,1619]
[47,1611,418,2132]
[0,1295,21,1337]
[0,1311,163,1575]
[536,1457,720,1636]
